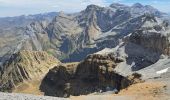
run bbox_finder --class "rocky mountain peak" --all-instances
[132,3,144,8]
[0,3,166,64]
[109,3,129,9]
[130,3,163,17]
[85,4,102,11]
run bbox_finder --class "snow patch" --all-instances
[156,68,169,74]
[95,48,114,55]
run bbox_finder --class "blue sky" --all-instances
[0,0,170,17]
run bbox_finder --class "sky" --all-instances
[0,0,170,17]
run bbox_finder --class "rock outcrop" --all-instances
[129,14,170,55]
[100,14,170,73]
[40,54,141,97]
[75,54,124,87]
[0,50,60,92]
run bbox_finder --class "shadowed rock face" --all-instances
[129,14,170,55]
[0,50,60,92]
[126,14,170,70]
[129,14,170,53]
[40,54,141,97]
[130,30,170,55]
[102,14,170,72]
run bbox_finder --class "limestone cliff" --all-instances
[129,14,170,55]
[40,54,141,97]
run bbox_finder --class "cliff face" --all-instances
[128,14,170,54]
[75,54,124,83]
[0,50,60,92]
[97,14,170,73]
[40,54,141,97]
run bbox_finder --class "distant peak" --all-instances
[110,3,125,6]
[110,3,128,8]
[86,4,100,10]
[57,11,68,18]
[144,5,155,9]
[132,3,143,8]
[84,4,102,12]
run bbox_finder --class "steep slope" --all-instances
[0,12,58,65]
[0,3,166,64]
[24,3,166,63]
[40,54,141,97]
[0,50,60,92]
[0,27,25,64]
[95,13,170,75]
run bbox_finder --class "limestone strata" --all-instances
[40,54,141,97]
[0,50,60,92]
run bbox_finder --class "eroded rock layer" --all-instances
[40,54,141,97]
[0,50,61,92]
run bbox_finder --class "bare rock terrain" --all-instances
[0,50,61,92]
[0,2,170,100]
[0,92,67,100]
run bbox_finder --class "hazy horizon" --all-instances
[0,0,170,17]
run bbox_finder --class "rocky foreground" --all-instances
[0,92,67,100]
[1,50,170,100]
[0,77,170,100]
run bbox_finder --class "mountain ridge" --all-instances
[0,50,60,92]
[0,2,170,99]
[0,3,168,64]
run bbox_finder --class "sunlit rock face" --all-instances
[0,50,61,92]
[0,3,166,64]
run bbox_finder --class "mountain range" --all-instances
[0,2,170,99]
[0,3,168,65]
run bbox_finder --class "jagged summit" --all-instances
[109,3,129,9]
[132,3,143,8]
[86,4,102,10]
[130,3,164,17]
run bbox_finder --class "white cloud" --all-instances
[51,0,109,12]
[0,0,169,17]
[0,0,108,8]
[0,0,110,17]
[0,0,111,17]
